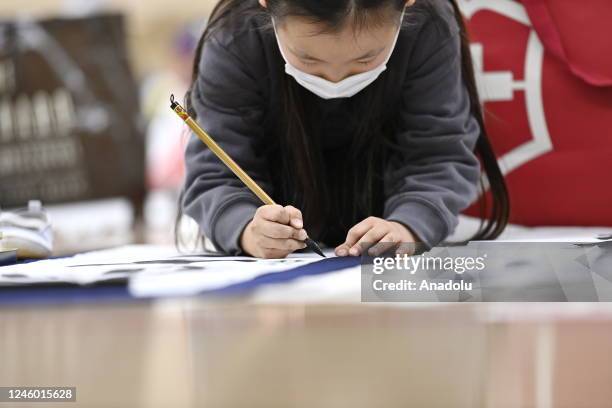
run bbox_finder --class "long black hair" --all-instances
[180,0,510,246]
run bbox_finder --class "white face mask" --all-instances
[273,10,405,100]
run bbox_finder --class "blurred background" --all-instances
[0,0,219,254]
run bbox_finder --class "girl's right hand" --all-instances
[240,205,308,259]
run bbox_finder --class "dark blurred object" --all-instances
[0,14,145,211]
[0,231,17,266]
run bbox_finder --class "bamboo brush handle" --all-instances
[171,96,275,206]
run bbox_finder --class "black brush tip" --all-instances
[170,94,179,109]
[305,238,326,258]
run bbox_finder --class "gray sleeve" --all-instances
[182,35,271,255]
[384,22,481,249]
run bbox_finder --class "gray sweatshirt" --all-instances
[182,0,481,255]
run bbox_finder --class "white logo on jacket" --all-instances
[459,0,553,178]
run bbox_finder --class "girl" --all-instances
[182,0,509,258]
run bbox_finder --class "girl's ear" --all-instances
[406,0,416,6]
[259,0,267,8]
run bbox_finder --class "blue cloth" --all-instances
[0,284,134,306]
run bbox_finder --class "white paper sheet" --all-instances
[0,245,334,288]
[0,245,180,285]
[127,257,326,298]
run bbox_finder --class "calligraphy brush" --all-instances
[170,95,325,258]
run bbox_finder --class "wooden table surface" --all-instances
[2,300,612,408]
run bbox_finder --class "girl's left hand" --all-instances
[335,217,419,257]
